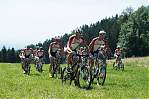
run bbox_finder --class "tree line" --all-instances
[0,46,20,63]
[0,6,149,63]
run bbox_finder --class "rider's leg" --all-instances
[67,53,73,67]
[21,59,26,74]
[49,56,54,77]
[67,53,73,72]
[116,56,118,64]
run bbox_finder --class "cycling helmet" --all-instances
[80,47,84,50]
[117,45,121,48]
[99,30,106,34]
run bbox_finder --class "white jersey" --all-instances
[25,50,32,56]
[93,40,105,51]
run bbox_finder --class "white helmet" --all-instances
[99,30,106,34]
[117,45,121,48]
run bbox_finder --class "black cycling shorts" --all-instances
[51,52,57,57]
[25,55,30,58]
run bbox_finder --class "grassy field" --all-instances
[0,57,149,99]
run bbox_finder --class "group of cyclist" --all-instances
[19,46,44,74]
[48,30,123,77]
[19,29,123,76]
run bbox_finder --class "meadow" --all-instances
[0,57,149,99]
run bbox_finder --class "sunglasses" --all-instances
[99,33,104,35]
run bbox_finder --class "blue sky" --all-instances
[0,0,148,49]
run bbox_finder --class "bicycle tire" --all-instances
[97,66,106,85]
[77,66,91,88]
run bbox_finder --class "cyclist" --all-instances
[22,47,33,74]
[34,47,44,71]
[88,30,108,66]
[104,40,112,60]
[36,47,44,61]
[19,48,25,71]
[66,30,87,67]
[114,45,122,64]
[48,36,63,77]
[19,49,25,61]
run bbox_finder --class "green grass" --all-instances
[0,57,149,99]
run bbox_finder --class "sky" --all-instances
[0,0,148,49]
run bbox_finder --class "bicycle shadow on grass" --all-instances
[29,73,41,76]
[103,82,131,89]
[78,86,94,90]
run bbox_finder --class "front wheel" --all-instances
[36,62,43,72]
[61,67,71,85]
[97,65,106,86]
[24,63,30,75]
[113,62,117,70]
[76,66,92,88]
[120,63,124,71]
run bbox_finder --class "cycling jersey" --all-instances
[67,34,84,51]
[37,50,44,58]
[24,49,32,58]
[115,49,122,56]
[50,42,61,52]
[89,37,106,52]
[49,42,62,57]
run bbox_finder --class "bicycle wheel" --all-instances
[77,66,91,88]
[51,63,56,77]
[27,65,31,75]
[55,65,62,79]
[113,62,117,70]
[61,67,71,85]
[36,62,42,72]
[25,63,30,75]
[97,65,106,85]
[59,66,63,79]
[120,63,124,71]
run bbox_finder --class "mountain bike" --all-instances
[76,54,92,88]
[50,50,62,78]
[113,56,124,71]
[23,58,31,75]
[35,57,43,72]
[90,49,107,86]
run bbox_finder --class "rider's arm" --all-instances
[114,49,118,57]
[19,52,24,58]
[67,35,75,52]
[88,37,97,52]
[48,43,53,57]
